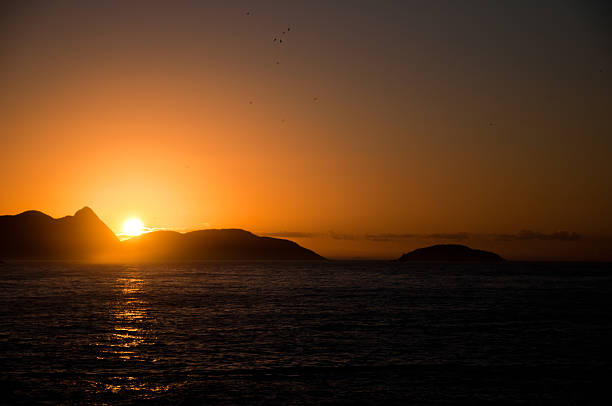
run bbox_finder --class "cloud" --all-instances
[364,232,470,242]
[424,232,471,240]
[261,230,582,243]
[264,231,320,238]
[262,231,470,242]
[494,230,581,241]
[328,232,360,240]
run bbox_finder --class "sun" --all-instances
[122,217,145,237]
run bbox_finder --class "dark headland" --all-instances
[0,207,324,261]
[398,244,504,262]
[121,229,324,261]
[0,207,119,260]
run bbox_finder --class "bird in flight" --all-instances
[273,27,292,44]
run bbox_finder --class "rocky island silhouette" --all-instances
[398,244,504,262]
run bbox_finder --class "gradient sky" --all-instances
[1,1,611,260]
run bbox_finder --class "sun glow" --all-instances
[122,218,145,237]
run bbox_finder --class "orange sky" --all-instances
[1,1,611,260]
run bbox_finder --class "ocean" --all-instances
[1,261,611,405]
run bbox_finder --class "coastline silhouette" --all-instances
[0,208,513,263]
[0,207,325,261]
[0,207,119,260]
[0,208,515,262]
[121,229,324,261]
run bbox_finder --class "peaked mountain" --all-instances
[0,207,120,260]
[398,244,504,262]
[121,229,325,261]
[0,208,325,261]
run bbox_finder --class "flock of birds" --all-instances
[244,10,319,112]
[240,9,578,129]
[273,27,291,65]
[273,27,290,44]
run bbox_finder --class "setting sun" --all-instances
[122,218,145,237]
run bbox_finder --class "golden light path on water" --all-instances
[97,267,173,397]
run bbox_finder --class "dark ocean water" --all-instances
[0,261,611,405]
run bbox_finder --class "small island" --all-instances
[398,244,504,262]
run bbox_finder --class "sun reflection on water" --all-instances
[96,267,168,398]
[113,274,147,345]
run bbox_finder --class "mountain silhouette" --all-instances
[0,207,120,260]
[121,229,324,261]
[398,244,504,262]
[0,208,325,261]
